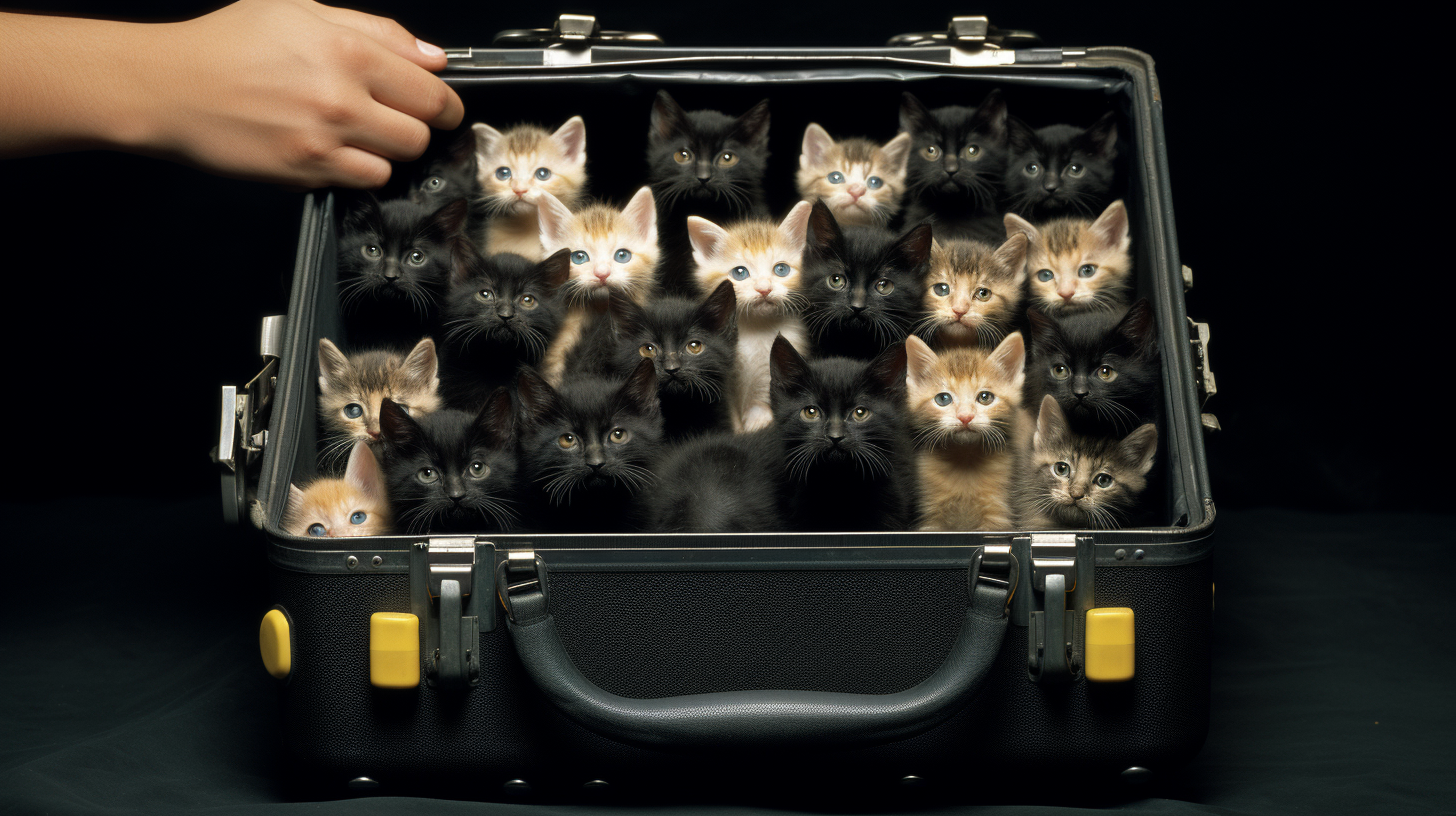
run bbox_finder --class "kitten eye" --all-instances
[1097,365,1119,382]
[850,406,872,422]
[1024,163,1040,176]
[362,245,382,259]
[557,433,577,449]
[406,250,427,266]
[686,340,704,354]
[349,511,367,524]
[801,406,822,421]
[827,171,846,184]
[519,294,538,309]
[1037,269,1055,282]
[828,274,846,290]
[964,144,981,159]
[1051,364,1070,380]
[307,523,326,536]
[475,289,494,302]
[674,148,694,164]
[1053,462,1071,478]
[416,467,439,484]
[424,176,444,191]
[534,167,552,181]
[874,279,895,295]
[1095,473,1114,489]
[717,152,739,167]
[773,263,791,277]
[639,343,658,358]
[1078,264,1097,278]
[730,266,750,281]
[934,392,953,406]
[977,391,995,405]
[975,287,992,301]
[866,176,884,189]
[1066,163,1086,178]
[468,461,489,479]
[495,167,511,180]
[614,248,633,263]
[571,251,590,265]
[343,403,364,419]
[921,145,941,160]
[609,428,632,444]
[932,282,950,297]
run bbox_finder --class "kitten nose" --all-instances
[695,160,712,180]
[664,354,681,373]
[943,157,959,175]
[849,290,868,312]
[848,183,866,199]
[512,187,527,197]
[951,304,968,317]
[1072,379,1090,398]
[1043,179,1060,192]
[382,262,401,280]
[497,304,515,320]
[594,268,612,283]
[755,280,773,296]
[958,412,974,426]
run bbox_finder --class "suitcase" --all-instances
[216,14,1219,801]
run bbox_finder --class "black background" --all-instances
[1,1,1450,815]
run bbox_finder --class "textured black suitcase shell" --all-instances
[251,36,1215,799]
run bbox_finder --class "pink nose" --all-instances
[513,188,527,197]
[952,305,968,317]
[958,414,974,426]
[755,282,773,295]
[1060,291,1076,302]
[595,269,612,282]
[848,183,866,199]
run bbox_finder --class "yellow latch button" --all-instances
[1085,607,1135,683]
[370,612,421,689]
[259,608,292,680]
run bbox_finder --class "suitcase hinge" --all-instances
[488,14,665,49]
[412,537,492,688]
[212,315,285,526]
[1187,317,1220,432]
[1027,533,1081,684]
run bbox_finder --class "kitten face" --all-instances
[905,332,1025,451]
[538,187,658,306]
[609,280,737,402]
[338,196,466,313]
[1004,113,1117,220]
[1026,395,1157,529]
[918,235,1028,347]
[377,391,519,533]
[801,200,933,357]
[472,117,587,216]
[899,90,1010,214]
[442,250,571,361]
[1025,298,1160,436]
[690,201,811,318]
[283,440,393,537]
[796,126,911,227]
[646,90,770,212]
[317,337,441,464]
[1006,199,1132,315]
[408,129,479,210]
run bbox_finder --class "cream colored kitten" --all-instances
[796,125,911,227]
[918,233,1028,349]
[472,117,587,259]
[537,186,659,384]
[1004,199,1131,316]
[317,337,440,468]
[283,440,393,537]
[906,332,1029,531]
[689,201,813,432]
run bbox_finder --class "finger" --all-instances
[309,2,448,72]
[342,101,433,163]
[361,56,464,131]
[319,145,394,189]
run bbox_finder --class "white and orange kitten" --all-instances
[917,233,1028,349]
[689,201,813,432]
[906,332,1029,531]
[472,117,588,259]
[283,440,393,537]
[796,125,911,227]
[1004,199,1131,316]
[317,337,441,469]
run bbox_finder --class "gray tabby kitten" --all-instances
[1016,395,1157,530]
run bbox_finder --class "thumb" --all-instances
[308,1,448,72]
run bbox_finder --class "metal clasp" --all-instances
[414,538,485,689]
[213,315,284,525]
[887,15,1042,49]
[1029,534,1079,684]
[490,14,664,48]
[1188,317,1220,432]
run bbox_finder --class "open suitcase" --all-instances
[216,14,1219,801]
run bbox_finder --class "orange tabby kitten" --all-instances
[917,233,1028,349]
[283,440,393,537]
[317,337,441,469]
[906,332,1029,531]
[472,117,588,259]
[796,124,912,227]
[1004,199,1131,316]
[689,201,813,432]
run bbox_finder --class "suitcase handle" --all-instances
[501,548,1017,749]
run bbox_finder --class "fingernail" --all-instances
[416,38,445,57]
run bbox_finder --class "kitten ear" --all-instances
[1079,111,1118,159]
[551,116,587,167]
[732,99,771,148]
[1007,115,1036,152]
[1115,298,1158,356]
[536,248,573,291]
[687,216,730,265]
[1089,200,1131,253]
[698,279,739,336]
[777,200,813,252]
[863,341,909,397]
[987,331,1026,392]
[891,223,934,273]
[341,192,381,233]
[287,483,307,515]
[400,337,440,395]
[969,88,1009,144]
[1025,307,1055,341]
[769,334,812,399]
[343,440,388,507]
[378,398,420,447]
[444,127,478,166]
[621,186,658,247]
[514,366,560,422]
[800,123,834,169]
[471,122,504,158]
[1034,394,1071,451]
[877,132,912,177]
[1003,212,1039,244]
[650,90,689,142]
[474,386,516,449]
[608,289,649,336]
[899,92,932,134]
[535,190,575,252]
[992,232,1030,279]
[619,357,662,417]
[1117,423,1159,477]
[904,334,939,393]
[804,199,844,259]
[317,338,350,392]
[425,198,470,247]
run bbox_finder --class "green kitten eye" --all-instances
[639,343,658,358]
[977,391,995,405]
[921,145,940,160]
[718,152,739,167]
[1094,473,1114,489]
[932,283,950,297]
[1051,364,1070,380]
[1078,264,1097,278]
[475,289,494,302]
[1053,462,1071,478]
[827,171,846,184]
[1037,269,1055,282]
[424,176,444,191]
[686,340,704,354]
[1097,365,1118,382]
[934,392,953,406]
[495,167,511,180]
[535,167,552,181]
[773,263,791,277]
[344,403,363,419]
[417,467,439,484]
[674,148,694,164]
[828,274,847,290]
[609,428,632,444]
[850,406,872,422]
[614,249,633,263]
[363,245,382,259]
[406,250,426,266]
[468,461,489,480]
[731,266,750,281]
[867,176,884,189]
[874,279,895,295]
[349,511,367,524]
[557,433,577,449]
[571,251,590,265]
[1067,163,1085,178]
[975,287,992,301]
[1024,163,1040,176]
[519,294,537,309]
[964,144,981,159]
[801,406,821,421]
[307,523,326,536]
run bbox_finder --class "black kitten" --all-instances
[1004,112,1118,221]
[1024,298,1161,438]
[516,359,665,533]
[406,128,480,211]
[377,390,519,534]
[770,336,915,532]
[640,428,786,533]
[337,194,468,347]
[898,90,1010,242]
[801,200,933,360]
[605,279,738,441]
[439,249,571,410]
[646,90,771,295]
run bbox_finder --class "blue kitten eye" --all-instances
[731,266,750,281]
[827,171,845,184]
[1095,473,1114,489]
[773,263,791,277]
[1053,462,1071,478]
[934,392,953,406]
[307,523,326,536]
[571,251,590,265]
[349,511,367,525]
[1078,264,1097,278]
[866,176,884,189]
[932,282,950,297]
[1037,269,1055,282]
[344,403,363,419]
[535,167,552,181]
[614,248,633,263]
[495,167,511,180]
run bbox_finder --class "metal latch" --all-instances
[1028,534,1079,683]
[1188,318,1220,432]
[212,315,285,525]
[888,16,1042,49]
[491,14,664,48]
[412,538,489,688]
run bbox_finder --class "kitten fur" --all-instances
[1004,112,1118,221]
[537,186,660,384]
[905,333,1028,531]
[646,90,772,295]
[406,128,480,211]
[916,234,1028,350]
[472,117,587,259]
[640,428,786,532]
[898,90,1011,242]
[770,336,915,532]
[689,201,813,432]
[800,200,934,360]
[796,125,912,227]
[317,337,441,470]
[438,249,572,410]
[1005,199,1132,316]
[1016,395,1157,530]
[377,390,520,534]
[1023,298,1161,439]
[283,440,393,537]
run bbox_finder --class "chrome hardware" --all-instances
[425,537,476,599]
[497,550,546,624]
[888,16,1042,49]
[1028,534,1079,683]
[491,14,664,48]
[411,538,488,688]
[213,315,285,525]
[1182,264,1194,292]
[969,543,1019,617]
[1188,318,1219,432]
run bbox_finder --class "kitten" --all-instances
[645,90,772,295]
[537,186,659,384]
[905,332,1028,532]
[1017,395,1157,530]
[337,195,468,347]
[916,234,1028,349]
[1023,298,1161,439]
[770,336,915,532]
[406,128,479,210]
[796,124,912,227]
[606,280,739,442]
[516,359,665,533]
[438,249,572,410]
[689,200,813,432]
[800,200,933,360]
[898,90,1010,243]
[1005,199,1132,316]
[377,389,520,534]
[640,428,786,533]
[283,439,393,537]
[317,337,441,469]
[472,117,587,259]
[1004,112,1118,221]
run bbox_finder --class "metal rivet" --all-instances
[1121,766,1153,784]
[899,775,926,788]
[346,556,359,569]
[371,556,383,568]
[503,779,531,794]
[1114,548,1127,561]
[347,777,380,790]
[583,779,610,791]
[1133,549,1146,561]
